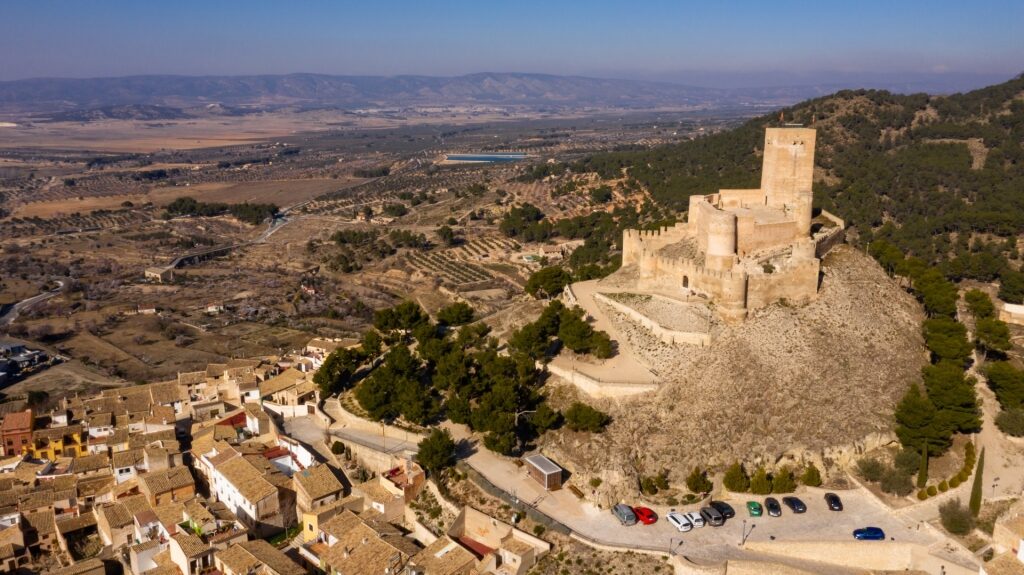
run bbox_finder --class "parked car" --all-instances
[699,506,726,526]
[824,492,843,511]
[666,511,693,532]
[632,506,657,525]
[782,496,807,513]
[684,511,705,528]
[764,497,782,517]
[746,501,763,517]
[853,527,885,540]
[709,501,736,519]
[612,503,637,526]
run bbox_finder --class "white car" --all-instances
[685,511,705,528]
[665,511,693,532]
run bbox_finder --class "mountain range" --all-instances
[0,72,902,118]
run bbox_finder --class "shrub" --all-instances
[589,477,603,489]
[950,476,962,488]
[880,469,914,496]
[533,524,546,537]
[564,402,611,433]
[685,467,713,494]
[939,499,975,535]
[771,467,797,494]
[917,489,929,500]
[857,458,885,482]
[894,448,920,476]
[970,448,985,516]
[417,429,457,476]
[641,476,659,496]
[750,467,772,495]
[939,480,949,492]
[996,409,1024,436]
[800,463,823,487]
[723,462,750,492]
[927,485,938,497]
[331,441,345,454]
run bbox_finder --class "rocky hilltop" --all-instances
[542,245,926,498]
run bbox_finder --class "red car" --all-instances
[632,506,657,525]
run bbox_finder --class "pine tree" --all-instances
[969,447,985,516]
[685,466,713,494]
[723,462,750,492]
[750,467,772,495]
[771,467,797,494]
[894,384,954,455]
[917,444,929,488]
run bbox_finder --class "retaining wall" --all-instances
[326,398,426,444]
[593,292,711,347]
[545,362,658,398]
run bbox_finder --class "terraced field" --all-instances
[405,251,494,286]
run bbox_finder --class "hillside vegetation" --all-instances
[575,74,1024,301]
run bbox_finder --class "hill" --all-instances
[543,245,927,498]
[573,74,1024,300]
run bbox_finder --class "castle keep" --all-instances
[620,127,844,322]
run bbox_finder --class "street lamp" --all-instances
[740,520,745,545]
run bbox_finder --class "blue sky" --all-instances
[1,0,1021,87]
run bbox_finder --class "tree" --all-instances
[996,408,1024,437]
[530,403,562,434]
[435,225,457,246]
[922,361,981,434]
[800,464,822,487]
[563,402,610,432]
[917,444,929,488]
[964,289,995,319]
[894,384,954,456]
[857,458,885,482]
[894,448,920,476]
[373,301,430,333]
[922,317,972,364]
[985,361,1024,409]
[939,499,975,535]
[437,302,475,326]
[723,462,750,492]
[969,447,985,516]
[525,267,571,299]
[314,347,363,395]
[975,317,1012,359]
[880,468,914,496]
[749,467,772,495]
[685,467,713,494]
[771,467,796,494]
[417,429,456,477]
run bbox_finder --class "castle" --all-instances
[619,127,844,322]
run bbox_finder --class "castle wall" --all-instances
[746,258,820,312]
[761,127,816,207]
[718,188,766,209]
[621,223,688,267]
[735,216,803,256]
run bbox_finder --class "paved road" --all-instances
[331,427,419,456]
[0,281,64,327]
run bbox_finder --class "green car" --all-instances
[746,501,763,517]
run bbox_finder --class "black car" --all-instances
[782,496,807,513]
[764,497,782,517]
[709,501,736,519]
[824,492,843,511]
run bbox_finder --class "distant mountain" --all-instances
[0,72,794,115]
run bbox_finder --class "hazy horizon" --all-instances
[3,0,1021,93]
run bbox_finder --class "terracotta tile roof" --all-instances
[259,368,308,397]
[1,410,32,432]
[141,466,194,495]
[154,502,185,531]
[77,475,115,498]
[321,520,419,575]
[112,448,144,469]
[50,557,104,575]
[216,539,304,575]
[23,509,56,535]
[183,497,214,525]
[172,531,209,558]
[178,371,208,386]
[57,513,96,534]
[294,464,343,501]
[411,536,476,575]
[69,453,110,474]
[217,456,276,503]
[120,493,152,516]
[98,502,133,529]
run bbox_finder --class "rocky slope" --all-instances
[542,245,926,498]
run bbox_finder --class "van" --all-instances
[699,506,725,526]
[612,503,637,526]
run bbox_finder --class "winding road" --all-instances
[0,280,64,327]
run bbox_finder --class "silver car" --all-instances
[685,511,705,528]
[612,503,637,526]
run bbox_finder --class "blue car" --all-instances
[853,527,885,540]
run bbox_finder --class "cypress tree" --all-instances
[969,447,985,516]
[917,444,929,488]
